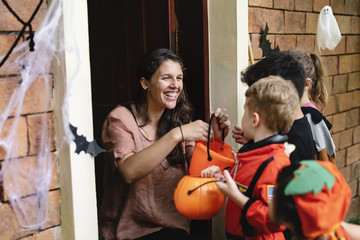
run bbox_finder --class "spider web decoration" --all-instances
[0,0,77,230]
[259,23,280,57]
[0,0,44,68]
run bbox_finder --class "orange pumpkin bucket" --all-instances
[189,113,235,176]
[174,175,225,220]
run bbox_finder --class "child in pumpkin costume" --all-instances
[270,160,353,240]
[201,76,299,240]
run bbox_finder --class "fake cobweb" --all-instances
[0,0,75,229]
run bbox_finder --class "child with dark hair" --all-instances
[233,51,315,164]
[269,160,357,240]
[202,76,299,240]
[289,50,336,163]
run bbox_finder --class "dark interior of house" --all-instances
[87,0,211,238]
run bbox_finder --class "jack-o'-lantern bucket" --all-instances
[189,113,235,176]
[174,175,225,220]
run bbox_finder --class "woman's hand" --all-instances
[181,120,210,142]
[232,124,249,145]
[212,108,230,141]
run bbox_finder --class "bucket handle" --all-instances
[187,179,226,195]
[207,113,225,161]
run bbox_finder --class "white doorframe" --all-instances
[207,0,248,239]
[53,0,98,239]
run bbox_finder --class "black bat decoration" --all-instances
[69,123,105,157]
[259,23,280,57]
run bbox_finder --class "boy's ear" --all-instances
[252,112,260,127]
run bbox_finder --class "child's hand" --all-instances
[201,165,222,179]
[232,125,249,145]
[215,170,238,198]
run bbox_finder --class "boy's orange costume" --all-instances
[225,134,290,240]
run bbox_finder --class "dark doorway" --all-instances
[87,0,210,239]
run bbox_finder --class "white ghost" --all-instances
[317,6,342,51]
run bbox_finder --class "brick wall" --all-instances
[0,1,60,239]
[249,0,360,220]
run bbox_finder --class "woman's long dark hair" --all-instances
[135,48,194,166]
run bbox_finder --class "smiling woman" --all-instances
[98,48,230,240]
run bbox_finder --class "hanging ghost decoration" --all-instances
[317,6,341,51]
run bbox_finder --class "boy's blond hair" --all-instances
[245,76,299,135]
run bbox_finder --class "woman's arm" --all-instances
[118,120,209,183]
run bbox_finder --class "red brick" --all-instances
[326,75,333,95]
[332,131,340,151]
[0,49,23,76]
[350,161,360,181]
[338,92,353,112]
[332,112,347,133]
[339,165,351,182]
[249,34,263,60]
[40,190,61,230]
[339,128,353,149]
[335,15,352,35]
[354,126,360,144]
[0,153,58,202]
[348,196,360,219]
[346,109,360,129]
[0,0,47,31]
[332,74,348,94]
[347,143,360,165]
[274,0,295,10]
[285,12,305,33]
[306,13,318,34]
[354,90,360,108]
[348,180,358,198]
[325,95,337,115]
[344,0,360,15]
[295,0,312,11]
[249,8,284,33]
[331,0,346,14]
[351,16,360,34]
[313,0,330,12]
[352,54,360,72]
[249,0,273,8]
[0,35,19,56]
[339,55,352,74]
[0,117,28,160]
[34,226,61,240]
[0,203,20,240]
[335,148,345,168]
[322,56,338,76]
[0,76,20,116]
[0,76,52,116]
[296,35,315,52]
[348,72,360,91]
[274,35,296,51]
[346,36,360,54]
[23,75,53,115]
[27,113,55,155]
